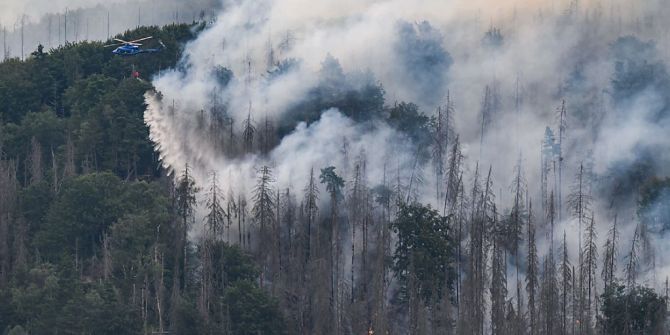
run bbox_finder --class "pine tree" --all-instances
[508,154,527,254]
[582,215,598,332]
[541,127,556,215]
[491,204,508,335]
[372,164,392,334]
[460,164,479,334]
[559,232,572,335]
[176,164,199,230]
[443,136,463,216]
[464,165,493,334]
[539,252,559,335]
[260,115,275,154]
[350,162,362,303]
[252,165,276,274]
[454,172,467,327]
[625,223,641,289]
[568,163,591,253]
[556,100,567,222]
[432,94,455,204]
[204,171,226,237]
[275,185,282,289]
[567,163,591,334]
[527,200,539,335]
[172,163,199,316]
[508,154,527,323]
[282,187,296,269]
[243,108,255,153]
[432,106,445,204]
[405,148,425,204]
[539,191,559,335]
[224,187,237,244]
[303,167,319,263]
[319,165,344,334]
[601,214,618,291]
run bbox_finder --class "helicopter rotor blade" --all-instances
[128,36,153,43]
[104,43,123,47]
[114,38,131,44]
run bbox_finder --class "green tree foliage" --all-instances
[34,172,166,261]
[0,23,200,180]
[319,166,345,199]
[223,281,287,335]
[386,101,432,164]
[176,164,199,229]
[19,181,53,232]
[0,23,286,335]
[3,14,670,335]
[392,202,454,304]
[387,102,431,147]
[6,264,141,334]
[599,283,667,334]
[196,240,284,334]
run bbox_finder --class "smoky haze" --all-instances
[0,0,221,59]
[144,0,670,295]
[1,0,127,26]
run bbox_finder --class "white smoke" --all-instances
[145,0,670,288]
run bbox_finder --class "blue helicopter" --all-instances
[104,36,165,56]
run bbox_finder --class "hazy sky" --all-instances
[1,0,136,26]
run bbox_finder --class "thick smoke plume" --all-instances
[145,0,670,289]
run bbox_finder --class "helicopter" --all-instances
[104,36,165,56]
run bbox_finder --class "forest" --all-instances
[1,0,670,335]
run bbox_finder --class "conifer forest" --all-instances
[1,0,670,334]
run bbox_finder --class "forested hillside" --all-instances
[2,1,670,335]
[0,22,284,334]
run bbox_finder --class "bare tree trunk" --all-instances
[154,246,165,333]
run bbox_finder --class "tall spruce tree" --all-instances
[491,204,508,335]
[582,215,598,331]
[602,214,618,291]
[303,167,319,264]
[252,165,276,271]
[319,165,344,334]
[204,171,226,237]
[559,231,572,335]
[526,200,539,335]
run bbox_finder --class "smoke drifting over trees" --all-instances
[1,0,670,333]
[138,0,670,333]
